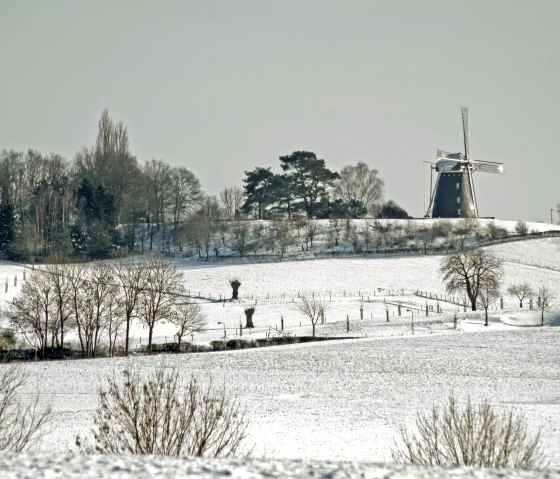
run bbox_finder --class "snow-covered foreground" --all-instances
[0,236,559,477]
[0,453,558,479]
[11,329,560,465]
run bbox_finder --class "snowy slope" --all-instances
[0,234,558,476]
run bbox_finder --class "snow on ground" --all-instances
[0,234,559,476]
[10,329,560,466]
[0,453,558,479]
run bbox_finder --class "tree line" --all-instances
[0,110,411,261]
[8,256,205,359]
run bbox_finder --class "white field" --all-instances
[0,232,559,477]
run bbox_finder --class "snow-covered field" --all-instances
[0,234,559,477]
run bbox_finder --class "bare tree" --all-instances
[305,219,318,250]
[9,269,54,359]
[231,222,250,256]
[144,158,172,243]
[296,294,329,337]
[220,186,244,220]
[329,218,342,246]
[90,366,247,457]
[334,162,384,216]
[416,226,437,254]
[113,258,148,355]
[479,283,501,327]
[371,219,395,247]
[0,366,52,451]
[75,262,119,358]
[44,262,73,354]
[392,395,544,469]
[169,300,206,351]
[169,166,203,225]
[272,218,293,257]
[537,285,556,326]
[507,283,534,308]
[453,217,480,250]
[440,250,503,311]
[139,256,185,353]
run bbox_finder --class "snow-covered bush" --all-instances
[91,366,248,457]
[515,220,529,236]
[392,395,544,469]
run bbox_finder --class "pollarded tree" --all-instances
[279,151,339,218]
[334,162,384,217]
[244,306,255,328]
[230,279,241,300]
[507,283,533,308]
[440,249,503,311]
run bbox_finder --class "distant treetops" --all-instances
[242,151,399,221]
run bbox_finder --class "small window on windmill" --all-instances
[457,196,460,204]
[457,208,461,215]
[456,182,460,190]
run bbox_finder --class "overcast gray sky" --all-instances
[1,0,559,222]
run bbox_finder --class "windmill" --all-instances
[425,107,504,218]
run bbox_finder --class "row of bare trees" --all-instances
[440,249,556,326]
[8,257,206,358]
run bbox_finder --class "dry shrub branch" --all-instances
[0,366,52,451]
[392,395,544,469]
[92,366,248,457]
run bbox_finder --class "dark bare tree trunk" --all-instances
[231,280,241,300]
[244,308,255,328]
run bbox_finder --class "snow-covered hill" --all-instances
[0,233,559,477]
